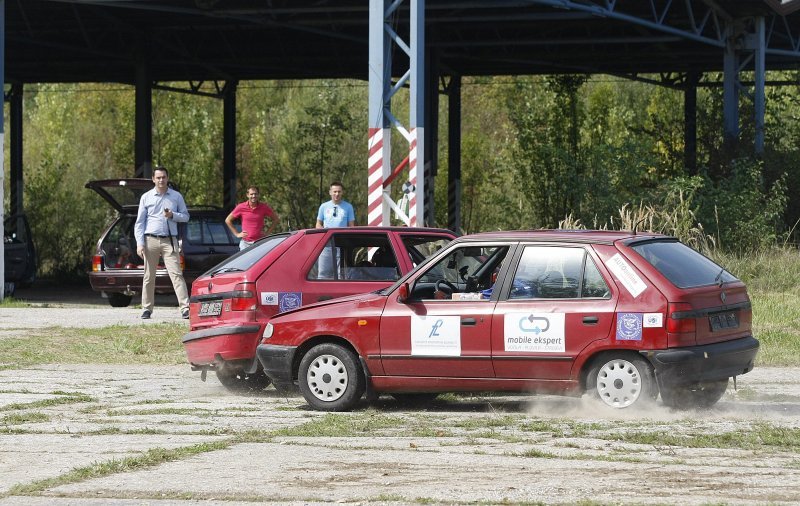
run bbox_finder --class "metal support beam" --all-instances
[754,17,766,155]
[367,0,426,227]
[684,72,698,175]
[223,80,238,210]
[9,83,23,216]
[1,0,5,300]
[134,63,153,178]
[723,22,740,149]
[447,76,462,234]
[424,49,438,227]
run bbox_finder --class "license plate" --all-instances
[710,311,738,331]
[199,301,223,317]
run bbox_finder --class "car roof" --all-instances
[453,229,669,245]
[299,226,456,235]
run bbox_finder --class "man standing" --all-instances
[134,166,190,320]
[316,181,355,228]
[225,185,279,250]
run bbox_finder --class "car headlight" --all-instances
[263,322,274,339]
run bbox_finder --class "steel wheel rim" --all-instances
[596,359,642,408]
[306,353,348,402]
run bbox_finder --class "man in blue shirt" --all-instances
[316,181,355,228]
[134,166,190,320]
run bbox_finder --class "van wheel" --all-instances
[215,367,272,393]
[587,354,658,408]
[299,343,364,412]
[660,379,728,409]
[107,292,132,307]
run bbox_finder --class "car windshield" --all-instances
[207,233,289,276]
[630,239,738,289]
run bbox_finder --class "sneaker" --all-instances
[181,308,190,319]
[141,310,152,320]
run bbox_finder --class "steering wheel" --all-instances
[435,279,458,296]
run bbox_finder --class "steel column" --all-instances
[684,72,698,175]
[223,80,238,210]
[424,48,438,227]
[723,22,740,147]
[1,0,5,300]
[754,17,766,155]
[447,76,462,234]
[409,0,425,227]
[134,63,153,178]
[10,84,23,216]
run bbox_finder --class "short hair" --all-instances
[330,181,344,189]
[247,185,260,193]
[153,166,169,177]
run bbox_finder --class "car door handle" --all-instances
[461,317,477,326]
[318,295,333,301]
[583,316,599,325]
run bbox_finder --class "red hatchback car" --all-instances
[182,227,455,391]
[256,230,759,411]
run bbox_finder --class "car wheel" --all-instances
[660,378,728,410]
[391,393,439,406]
[107,292,132,307]
[215,367,272,393]
[587,354,658,409]
[298,343,364,412]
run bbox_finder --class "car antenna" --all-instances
[632,217,646,236]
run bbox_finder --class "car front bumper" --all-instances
[644,336,759,387]
[256,344,297,385]
[182,324,261,364]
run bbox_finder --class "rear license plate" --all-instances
[199,301,223,317]
[710,311,738,331]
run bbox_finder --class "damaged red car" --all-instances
[256,230,759,411]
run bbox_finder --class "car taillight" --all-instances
[180,253,185,271]
[92,255,104,272]
[667,302,696,346]
[231,282,257,311]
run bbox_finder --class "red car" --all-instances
[182,227,455,391]
[256,230,759,411]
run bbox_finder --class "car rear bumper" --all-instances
[644,336,759,387]
[182,324,261,364]
[256,344,297,384]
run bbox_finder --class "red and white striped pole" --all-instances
[367,128,385,227]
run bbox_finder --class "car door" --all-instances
[491,244,616,380]
[378,243,511,378]
[301,230,403,305]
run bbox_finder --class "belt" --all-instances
[145,233,170,239]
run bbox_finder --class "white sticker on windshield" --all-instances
[411,315,461,356]
[606,253,647,298]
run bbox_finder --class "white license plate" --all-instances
[199,301,223,317]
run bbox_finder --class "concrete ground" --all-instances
[0,283,799,505]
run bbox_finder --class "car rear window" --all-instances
[630,240,738,289]
[206,234,290,275]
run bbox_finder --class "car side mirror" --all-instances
[397,282,410,303]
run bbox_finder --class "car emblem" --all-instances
[720,291,727,303]
[208,281,213,291]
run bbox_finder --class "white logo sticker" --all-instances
[261,292,278,305]
[606,253,647,298]
[643,312,663,328]
[410,315,461,356]
[503,312,566,352]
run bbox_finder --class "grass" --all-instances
[0,323,187,367]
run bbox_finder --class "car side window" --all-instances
[414,244,509,300]
[307,233,399,281]
[186,217,238,246]
[509,246,609,299]
[401,235,452,267]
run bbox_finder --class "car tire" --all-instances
[587,353,658,409]
[215,367,272,393]
[298,343,365,412]
[660,378,728,410]
[107,292,132,308]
